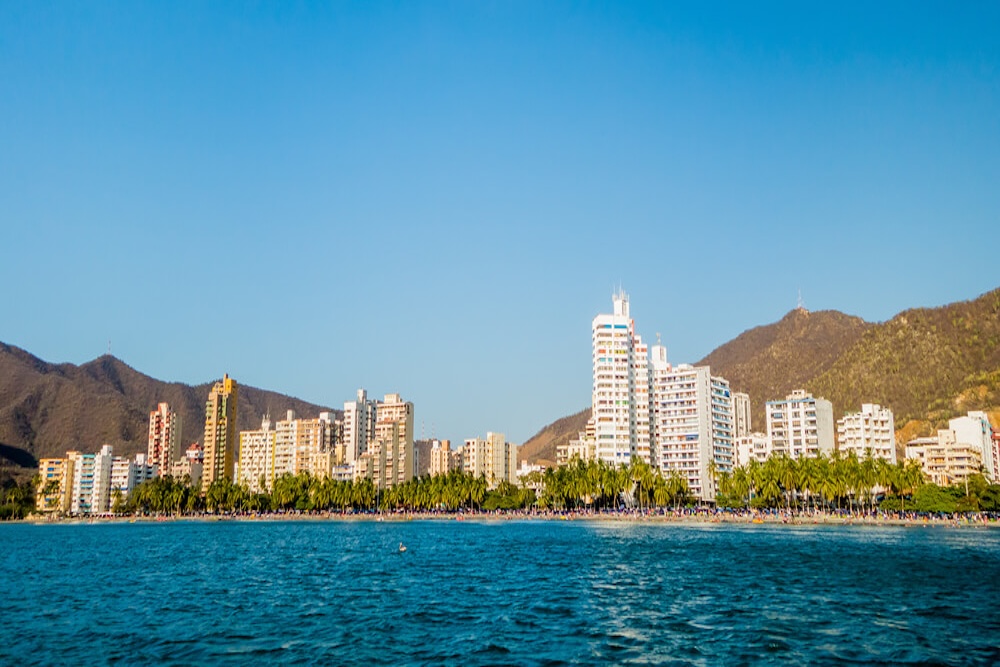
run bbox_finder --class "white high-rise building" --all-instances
[649,346,735,502]
[949,412,995,481]
[239,414,277,492]
[766,390,835,459]
[343,389,377,463]
[732,392,751,439]
[592,290,651,466]
[837,404,897,463]
[70,445,114,515]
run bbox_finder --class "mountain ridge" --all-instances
[0,344,336,467]
[519,287,1000,464]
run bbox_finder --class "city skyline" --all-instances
[2,3,998,445]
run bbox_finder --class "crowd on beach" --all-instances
[36,505,1000,527]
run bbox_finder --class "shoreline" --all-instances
[16,510,1000,528]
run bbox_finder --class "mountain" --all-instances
[520,288,1000,464]
[696,308,873,430]
[0,343,336,467]
[807,289,1000,430]
[518,408,590,465]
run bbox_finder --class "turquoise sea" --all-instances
[3,519,999,666]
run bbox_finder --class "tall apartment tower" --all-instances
[343,389,377,463]
[70,445,114,515]
[147,402,182,475]
[238,414,276,493]
[202,374,238,491]
[732,392,751,439]
[837,403,896,463]
[592,290,651,466]
[649,346,735,502]
[369,393,414,489]
[766,390,834,459]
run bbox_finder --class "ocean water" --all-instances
[3,519,999,666]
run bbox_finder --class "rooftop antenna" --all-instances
[656,332,661,345]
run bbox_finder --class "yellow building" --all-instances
[203,374,238,491]
[36,456,74,513]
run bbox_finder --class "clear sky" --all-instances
[2,2,998,444]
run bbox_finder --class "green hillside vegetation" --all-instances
[697,308,872,430]
[521,288,1000,465]
[808,289,1000,429]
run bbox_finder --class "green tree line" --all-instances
[715,451,1000,513]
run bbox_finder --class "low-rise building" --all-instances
[906,430,983,486]
[463,432,518,487]
[734,433,771,468]
[170,444,204,488]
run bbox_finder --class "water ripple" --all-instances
[2,521,999,665]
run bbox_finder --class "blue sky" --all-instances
[2,2,998,444]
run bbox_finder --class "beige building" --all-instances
[170,443,204,488]
[558,428,597,465]
[463,432,518,487]
[906,430,983,486]
[837,403,896,463]
[359,393,414,489]
[429,439,461,476]
[203,374,238,491]
[147,402,182,475]
[273,410,337,480]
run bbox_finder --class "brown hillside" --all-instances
[523,287,1000,465]
[0,344,336,465]
[518,407,590,465]
[808,288,1000,424]
[697,308,872,429]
